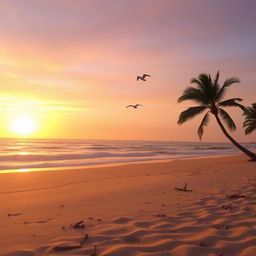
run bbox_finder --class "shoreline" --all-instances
[1,154,256,256]
[0,152,240,174]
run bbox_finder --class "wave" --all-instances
[0,152,155,162]
[0,150,238,171]
[193,146,232,150]
[0,138,254,172]
[0,152,237,171]
[0,148,239,162]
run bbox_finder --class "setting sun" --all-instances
[11,115,36,136]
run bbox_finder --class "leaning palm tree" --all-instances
[243,103,256,135]
[177,71,256,161]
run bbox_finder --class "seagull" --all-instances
[126,104,143,109]
[137,74,151,81]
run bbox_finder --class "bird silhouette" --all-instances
[137,74,151,81]
[126,104,143,109]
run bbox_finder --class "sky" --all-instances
[0,0,255,142]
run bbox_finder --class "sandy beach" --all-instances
[0,154,256,256]
[2,0,256,255]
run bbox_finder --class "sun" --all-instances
[11,115,36,136]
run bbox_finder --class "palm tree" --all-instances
[177,71,256,161]
[243,103,256,135]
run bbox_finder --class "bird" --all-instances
[126,104,143,109]
[137,74,151,81]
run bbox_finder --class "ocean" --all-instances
[0,138,255,173]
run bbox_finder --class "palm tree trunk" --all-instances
[214,114,256,161]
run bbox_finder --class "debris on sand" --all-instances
[80,234,89,246]
[219,225,229,230]
[198,241,207,247]
[71,220,85,229]
[90,244,98,256]
[229,194,245,199]
[222,204,232,210]
[174,182,192,192]
[155,214,166,217]
[7,213,23,217]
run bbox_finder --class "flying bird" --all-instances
[126,104,143,109]
[137,74,151,81]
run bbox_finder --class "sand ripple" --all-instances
[2,180,256,256]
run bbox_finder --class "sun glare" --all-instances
[11,115,36,136]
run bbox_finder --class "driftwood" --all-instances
[174,182,192,192]
[229,194,245,199]
[80,234,89,246]
[71,220,85,229]
[90,245,98,256]
[7,213,23,217]
[155,214,166,217]
[219,225,229,230]
[222,204,232,210]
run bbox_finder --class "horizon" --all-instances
[0,0,256,142]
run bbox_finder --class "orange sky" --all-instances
[0,0,255,142]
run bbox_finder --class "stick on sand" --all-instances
[174,181,192,192]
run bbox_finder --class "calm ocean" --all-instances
[0,138,255,172]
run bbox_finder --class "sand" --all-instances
[0,154,256,256]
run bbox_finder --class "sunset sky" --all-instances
[0,0,255,142]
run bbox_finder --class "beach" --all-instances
[2,1,256,255]
[1,154,256,256]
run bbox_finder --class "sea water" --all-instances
[0,138,255,172]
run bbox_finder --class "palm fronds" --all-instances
[177,87,207,104]
[177,71,245,137]
[243,103,256,134]
[217,98,247,112]
[219,108,236,131]
[215,77,240,102]
[197,111,210,140]
[177,106,207,125]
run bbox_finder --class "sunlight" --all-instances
[18,151,29,155]
[18,168,29,173]
[11,115,36,136]
[0,93,87,139]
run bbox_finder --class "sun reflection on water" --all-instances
[18,168,29,172]
[18,152,29,155]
